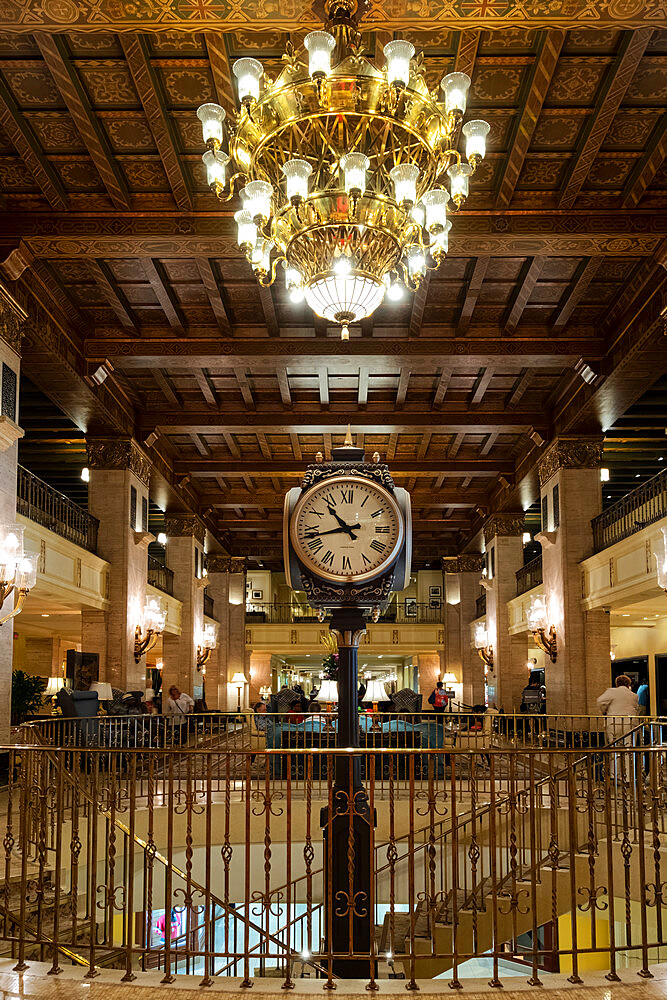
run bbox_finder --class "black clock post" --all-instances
[283,431,411,979]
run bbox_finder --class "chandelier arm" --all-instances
[257,254,286,287]
[0,579,14,607]
[215,171,247,204]
[0,587,27,627]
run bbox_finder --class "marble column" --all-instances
[483,514,527,712]
[162,514,206,702]
[0,287,27,741]
[536,437,609,716]
[84,438,153,691]
[417,651,441,706]
[201,555,246,710]
[248,652,272,705]
[442,554,485,706]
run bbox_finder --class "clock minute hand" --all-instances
[325,503,357,533]
[305,524,361,539]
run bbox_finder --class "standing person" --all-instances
[520,677,545,741]
[428,681,448,716]
[597,674,639,747]
[637,679,650,716]
[165,685,195,744]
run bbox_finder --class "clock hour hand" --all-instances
[325,503,358,536]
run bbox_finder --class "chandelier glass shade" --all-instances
[196,0,490,338]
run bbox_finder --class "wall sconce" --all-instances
[134,596,166,662]
[527,596,557,663]
[230,671,247,712]
[474,623,494,667]
[655,527,667,592]
[0,524,37,626]
[196,623,217,671]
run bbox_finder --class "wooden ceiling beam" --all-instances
[470,367,493,406]
[358,366,369,407]
[551,256,604,331]
[87,258,136,329]
[454,29,480,78]
[142,258,183,330]
[191,433,210,456]
[120,34,193,212]
[178,457,515,476]
[276,368,292,408]
[396,371,410,409]
[0,76,67,211]
[504,256,544,333]
[495,29,566,209]
[621,114,666,209]
[199,488,487,505]
[258,284,279,337]
[506,369,532,408]
[480,430,499,456]
[457,257,489,334]
[153,368,181,406]
[222,430,240,458]
[559,28,654,210]
[194,368,217,407]
[256,431,272,460]
[140,408,542,432]
[235,369,255,409]
[409,273,429,337]
[290,433,302,461]
[417,431,432,460]
[195,257,231,334]
[448,433,465,458]
[204,31,236,115]
[318,368,329,408]
[35,33,131,211]
[432,368,452,409]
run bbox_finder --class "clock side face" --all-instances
[290,475,404,584]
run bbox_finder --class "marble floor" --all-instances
[1,961,667,999]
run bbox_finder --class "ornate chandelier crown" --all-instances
[196,0,490,340]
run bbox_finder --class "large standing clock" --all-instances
[290,474,405,584]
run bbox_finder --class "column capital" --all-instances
[164,512,206,544]
[483,513,525,545]
[0,282,27,356]
[442,554,484,574]
[206,554,245,574]
[87,437,151,488]
[537,436,604,488]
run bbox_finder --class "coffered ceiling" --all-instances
[3,14,667,567]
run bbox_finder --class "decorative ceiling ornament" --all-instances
[196,0,490,341]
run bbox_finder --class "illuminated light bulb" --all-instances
[462,120,491,164]
[340,152,370,196]
[196,102,226,147]
[390,163,420,206]
[241,180,273,222]
[411,202,425,228]
[157,532,167,545]
[18,554,37,590]
[282,158,312,202]
[522,532,531,545]
[440,72,471,116]
[250,239,273,274]
[233,57,263,104]
[341,325,350,341]
[383,39,415,88]
[289,286,305,304]
[234,209,257,249]
[81,467,90,483]
[430,220,452,258]
[202,149,229,188]
[384,273,404,301]
[304,30,335,79]
[407,247,425,281]
[600,468,610,482]
[333,255,352,277]
[447,161,473,207]
[421,188,450,233]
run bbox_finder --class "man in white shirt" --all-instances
[165,685,195,744]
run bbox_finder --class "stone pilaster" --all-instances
[199,554,246,710]
[248,652,272,705]
[537,436,609,715]
[162,514,206,702]
[417,651,441,706]
[0,284,26,741]
[442,555,485,706]
[84,437,153,691]
[483,514,527,711]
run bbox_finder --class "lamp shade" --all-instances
[442,673,458,686]
[144,688,155,701]
[45,676,62,697]
[527,597,548,631]
[89,681,113,701]
[362,679,387,704]
[231,672,247,685]
[474,624,489,649]
[315,680,338,704]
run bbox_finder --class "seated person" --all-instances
[253,701,269,732]
[286,698,305,724]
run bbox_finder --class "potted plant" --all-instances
[11,670,47,726]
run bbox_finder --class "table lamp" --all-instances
[89,681,113,715]
[362,678,388,713]
[230,671,247,712]
[315,679,338,713]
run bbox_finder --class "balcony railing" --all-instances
[147,554,174,596]
[9,718,665,988]
[203,589,215,619]
[475,592,486,618]
[516,554,543,596]
[592,468,667,552]
[16,464,99,553]
[245,602,443,624]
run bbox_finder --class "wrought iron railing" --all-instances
[246,602,443,624]
[203,589,215,619]
[516,554,543,596]
[475,592,486,619]
[147,554,174,596]
[16,464,99,553]
[592,467,667,552]
[8,720,666,987]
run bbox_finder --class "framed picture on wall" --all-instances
[429,585,442,598]
[252,589,263,600]
[429,598,442,610]
[405,598,417,617]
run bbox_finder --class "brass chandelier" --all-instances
[196,0,490,340]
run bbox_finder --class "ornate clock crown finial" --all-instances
[333,424,365,463]
[344,423,354,447]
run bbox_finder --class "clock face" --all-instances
[290,475,404,583]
